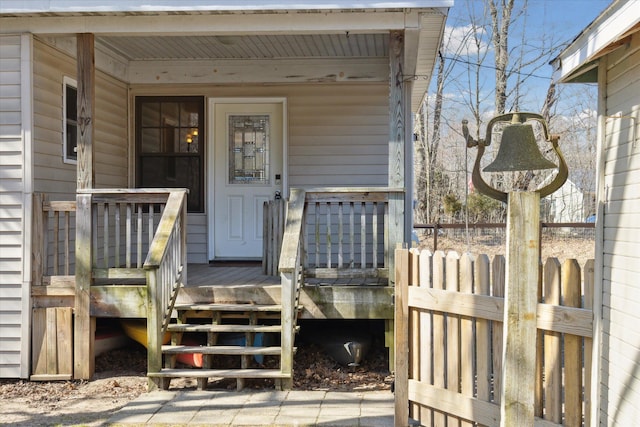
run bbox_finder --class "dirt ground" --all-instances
[0,336,391,426]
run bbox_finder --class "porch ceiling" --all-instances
[4,6,448,112]
[97,33,389,61]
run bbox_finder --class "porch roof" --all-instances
[0,1,451,112]
[0,1,453,13]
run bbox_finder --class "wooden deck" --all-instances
[186,263,280,287]
[181,263,393,320]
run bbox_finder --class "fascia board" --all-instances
[554,0,639,83]
[0,1,455,14]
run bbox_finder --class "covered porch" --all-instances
[1,1,450,386]
[31,187,397,388]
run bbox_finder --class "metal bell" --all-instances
[484,118,557,172]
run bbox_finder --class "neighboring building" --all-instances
[0,2,450,379]
[553,0,640,424]
[542,178,585,223]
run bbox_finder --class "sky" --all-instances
[432,0,614,118]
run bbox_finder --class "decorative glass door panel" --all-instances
[229,115,269,184]
[211,102,283,260]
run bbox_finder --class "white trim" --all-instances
[206,97,288,261]
[128,58,388,85]
[0,11,416,35]
[20,33,34,379]
[554,0,639,83]
[590,56,607,427]
[62,76,78,165]
[0,1,453,13]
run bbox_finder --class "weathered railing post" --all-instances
[144,189,188,391]
[278,188,306,390]
[145,264,162,391]
[74,192,94,379]
[32,193,47,286]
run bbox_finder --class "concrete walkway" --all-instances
[107,389,395,426]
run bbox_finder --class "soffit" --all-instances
[97,33,389,61]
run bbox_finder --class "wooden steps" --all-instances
[174,303,283,312]
[167,324,282,333]
[152,299,297,391]
[161,345,283,356]
[149,368,289,379]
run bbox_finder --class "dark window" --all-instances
[135,96,204,212]
[63,78,78,163]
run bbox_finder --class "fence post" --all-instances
[500,191,539,426]
[584,259,595,427]
[394,248,409,427]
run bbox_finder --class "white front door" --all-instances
[209,100,285,260]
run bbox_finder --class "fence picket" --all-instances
[563,259,583,427]
[491,255,505,404]
[543,258,562,422]
[409,248,421,420]
[445,252,461,427]
[460,253,474,427]
[536,258,544,418]
[475,254,491,427]
[419,249,433,426]
[432,251,447,426]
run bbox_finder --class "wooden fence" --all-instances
[414,222,595,253]
[394,248,594,427]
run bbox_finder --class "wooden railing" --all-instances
[301,187,403,280]
[278,187,403,386]
[143,190,188,390]
[32,189,188,380]
[32,195,76,288]
[263,198,286,276]
[279,188,306,388]
[394,248,594,426]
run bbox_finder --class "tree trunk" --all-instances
[490,0,514,115]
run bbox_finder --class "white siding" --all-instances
[599,30,640,426]
[287,85,389,187]
[32,38,128,198]
[131,83,389,263]
[0,34,25,378]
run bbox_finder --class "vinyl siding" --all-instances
[132,83,389,263]
[599,30,640,426]
[32,37,128,198]
[0,34,25,378]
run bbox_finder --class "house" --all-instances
[0,1,451,384]
[542,178,585,223]
[553,0,640,424]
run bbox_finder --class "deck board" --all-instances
[185,264,279,287]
